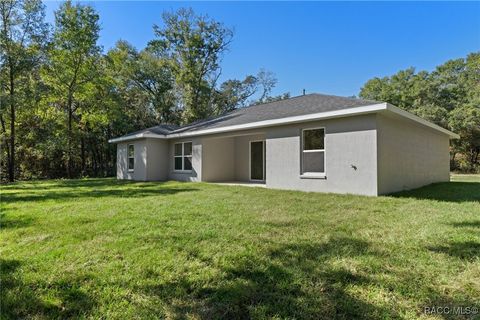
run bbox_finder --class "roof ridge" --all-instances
[240,92,378,109]
[309,92,380,104]
[173,113,235,132]
[172,94,310,132]
[171,93,378,132]
[238,93,314,110]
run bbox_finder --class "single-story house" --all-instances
[109,93,459,196]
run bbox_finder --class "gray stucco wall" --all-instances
[185,132,266,182]
[117,140,147,181]
[145,139,169,180]
[202,137,235,181]
[117,138,168,181]
[192,133,267,182]
[266,114,379,196]
[376,114,450,194]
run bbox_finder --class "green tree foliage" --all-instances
[104,41,159,131]
[0,0,48,181]
[261,92,292,104]
[1,5,289,181]
[212,69,288,114]
[213,75,258,114]
[360,52,480,171]
[149,8,233,123]
[41,0,101,177]
[106,41,177,124]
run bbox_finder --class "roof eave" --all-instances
[384,103,460,139]
[108,132,167,144]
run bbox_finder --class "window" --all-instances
[301,128,325,174]
[128,144,134,171]
[174,142,193,171]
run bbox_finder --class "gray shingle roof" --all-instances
[112,93,381,141]
[172,93,380,133]
[109,93,460,142]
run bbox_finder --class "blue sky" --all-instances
[43,1,480,97]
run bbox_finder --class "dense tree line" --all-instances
[0,1,287,181]
[360,52,480,172]
[1,1,478,182]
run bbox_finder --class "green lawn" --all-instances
[1,176,479,320]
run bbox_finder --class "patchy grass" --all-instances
[1,175,479,319]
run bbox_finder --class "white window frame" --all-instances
[300,127,326,179]
[173,141,193,172]
[249,140,265,182]
[127,144,135,172]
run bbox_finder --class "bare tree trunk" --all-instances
[105,128,113,176]
[65,58,82,179]
[8,63,15,182]
[450,151,457,171]
[96,144,102,177]
[81,135,85,176]
[67,93,73,178]
[470,148,479,172]
[0,114,11,172]
[100,145,105,177]
[93,146,98,176]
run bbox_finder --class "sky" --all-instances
[43,1,480,97]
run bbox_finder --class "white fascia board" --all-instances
[108,132,166,143]
[166,103,387,139]
[385,103,460,139]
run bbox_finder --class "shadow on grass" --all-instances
[140,237,480,319]
[427,220,480,262]
[450,221,480,228]
[0,213,35,229]
[1,185,198,203]
[0,259,96,319]
[428,241,480,261]
[4,238,478,319]
[0,178,122,190]
[391,181,480,203]
[140,237,397,319]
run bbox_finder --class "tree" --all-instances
[212,69,288,113]
[449,104,480,171]
[105,41,158,131]
[359,52,480,171]
[261,92,291,104]
[448,53,480,171]
[42,0,100,177]
[213,75,258,114]
[149,8,233,123]
[0,0,48,181]
[2,6,295,181]
[108,41,177,124]
[256,68,277,104]
[249,69,291,105]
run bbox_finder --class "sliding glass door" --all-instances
[250,141,265,181]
